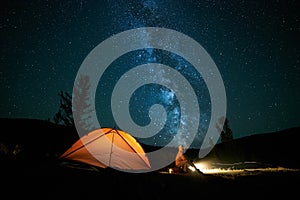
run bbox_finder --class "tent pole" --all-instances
[60,128,114,159]
[114,128,149,166]
[108,130,115,167]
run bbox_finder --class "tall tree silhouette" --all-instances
[72,75,95,135]
[53,91,74,126]
[216,116,234,143]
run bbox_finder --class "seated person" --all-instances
[175,145,189,172]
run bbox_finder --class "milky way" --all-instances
[96,47,211,147]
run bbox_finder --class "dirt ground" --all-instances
[1,161,299,200]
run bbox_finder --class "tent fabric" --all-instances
[60,128,151,170]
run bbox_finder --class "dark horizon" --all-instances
[1,117,300,171]
[1,116,299,147]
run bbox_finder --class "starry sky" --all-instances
[1,0,299,148]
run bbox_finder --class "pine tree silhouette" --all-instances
[72,75,95,135]
[216,116,233,143]
[53,91,74,126]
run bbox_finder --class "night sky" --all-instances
[1,0,299,148]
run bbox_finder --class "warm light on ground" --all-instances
[193,161,300,175]
[188,165,196,172]
[162,161,299,176]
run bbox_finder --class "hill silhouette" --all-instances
[0,118,78,162]
[196,126,300,169]
[0,117,299,170]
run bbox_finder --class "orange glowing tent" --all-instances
[59,127,151,171]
